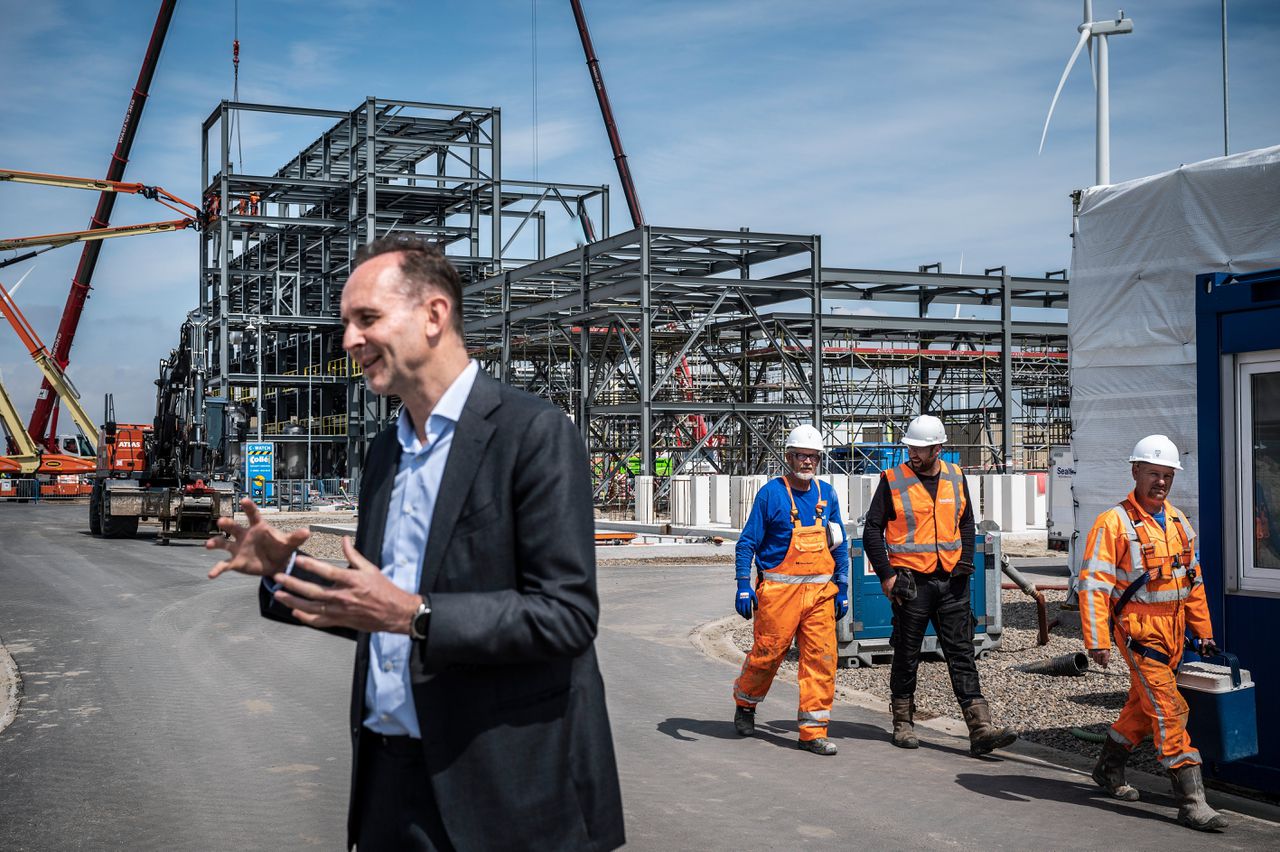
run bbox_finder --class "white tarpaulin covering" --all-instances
[1070,145,1280,538]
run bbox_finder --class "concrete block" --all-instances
[998,475,1028,532]
[669,476,691,525]
[689,476,712,527]
[820,474,849,519]
[730,475,768,528]
[708,475,730,525]
[1024,474,1047,527]
[634,476,655,524]
[966,474,983,523]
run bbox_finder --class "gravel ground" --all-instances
[731,588,1171,777]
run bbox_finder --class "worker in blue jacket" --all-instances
[732,424,850,755]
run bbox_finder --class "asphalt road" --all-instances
[2,502,1276,850]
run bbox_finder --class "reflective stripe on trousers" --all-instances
[1111,614,1202,770]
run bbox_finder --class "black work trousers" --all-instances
[355,731,454,852]
[889,570,983,708]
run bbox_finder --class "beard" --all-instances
[792,470,815,481]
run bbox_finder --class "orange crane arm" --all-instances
[0,218,196,252]
[0,168,201,219]
[0,168,205,252]
[0,278,99,447]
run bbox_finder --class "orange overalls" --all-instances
[733,478,838,742]
[1079,494,1215,769]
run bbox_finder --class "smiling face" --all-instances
[341,252,448,399]
[907,442,942,475]
[1131,461,1176,512]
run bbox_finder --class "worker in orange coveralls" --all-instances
[732,424,850,755]
[1078,434,1227,832]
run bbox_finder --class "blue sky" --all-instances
[1,0,1278,422]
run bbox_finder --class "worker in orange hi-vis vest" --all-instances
[1078,434,1227,832]
[864,414,1016,756]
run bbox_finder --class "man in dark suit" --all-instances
[206,235,625,852]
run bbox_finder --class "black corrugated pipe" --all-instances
[1020,652,1090,677]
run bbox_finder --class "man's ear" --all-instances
[422,293,452,338]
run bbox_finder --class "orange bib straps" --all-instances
[759,477,835,583]
[883,461,967,574]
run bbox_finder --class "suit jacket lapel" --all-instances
[419,370,499,593]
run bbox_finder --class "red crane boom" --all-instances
[27,0,178,451]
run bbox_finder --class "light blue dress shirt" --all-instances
[362,360,479,738]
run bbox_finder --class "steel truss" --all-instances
[193,98,607,486]
[472,255,1068,509]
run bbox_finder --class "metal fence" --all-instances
[237,478,355,512]
[0,478,39,502]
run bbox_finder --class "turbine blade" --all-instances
[1039,26,1092,155]
[1084,0,1097,91]
[10,264,35,295]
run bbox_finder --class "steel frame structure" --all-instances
[185,96,1068,509]
[195,98,608,485]
[469,252,1068,509]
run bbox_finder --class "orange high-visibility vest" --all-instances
[883,460,967,574]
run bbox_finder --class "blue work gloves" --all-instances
[735,577,758,620]
[834,582,849,621]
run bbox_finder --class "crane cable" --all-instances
[230,0,244,172]
[531,0,539,182]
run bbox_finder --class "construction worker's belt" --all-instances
[1111,569,1150,620]
[1124,636,1172,667]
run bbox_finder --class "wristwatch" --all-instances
[409,594,432,641]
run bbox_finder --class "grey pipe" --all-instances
[1001,556,1038,595]
[1020,652,1090,677]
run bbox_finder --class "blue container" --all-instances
[839,533,998,666]
[1178,653,1259,764]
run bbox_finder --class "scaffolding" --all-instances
[466,236,1069,509]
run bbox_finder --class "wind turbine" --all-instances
[1039,2,1134,186]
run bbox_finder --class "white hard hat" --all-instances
[785,424,824,453]
[1129,434,1183,470]
[902,415,947,447]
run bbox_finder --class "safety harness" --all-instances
[1112,498,1196,667]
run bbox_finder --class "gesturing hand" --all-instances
[206,497,310,579]
[272,536,421,634]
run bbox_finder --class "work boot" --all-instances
[890,697,919,749]
[798,737,838,756]
[1169,764,1228,831]
[1091,737,1140,801]
[733,705,756,737]
[961,699,1018,756]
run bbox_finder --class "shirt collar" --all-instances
[395,360,480,454]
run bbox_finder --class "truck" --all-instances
[90,322,247,543]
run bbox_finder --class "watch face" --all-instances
[412,604,430,638]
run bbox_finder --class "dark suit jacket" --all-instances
[260,370,625,851]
